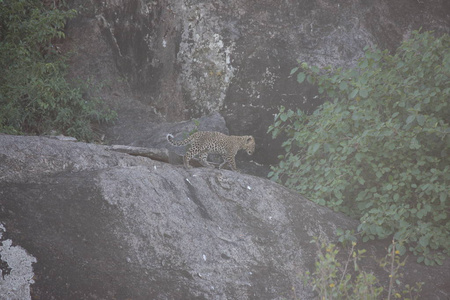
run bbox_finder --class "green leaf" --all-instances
[406,115,415,124]
[359,59,368,68]
[339,81,348,91]
[290,67,299,75]
[416,114,425,126]
[349,88,359,99]
[355,153,363,162]
[359,88,369,98]
[419,236,429,248]
[409,137,420,149]
[297,72,306,83]
[440,192,447,204]
[309,143,320,154]
[397,244,406,255]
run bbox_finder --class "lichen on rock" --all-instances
[0,225,37,300]
[177,1,236,116]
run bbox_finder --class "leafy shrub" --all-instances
[0,0,116,141]
[269,31,449,265]
[302,237,423,300]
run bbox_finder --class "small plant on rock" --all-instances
[301,237,423,300]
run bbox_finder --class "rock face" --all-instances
[1,135,449,299]
[63,0,450,165]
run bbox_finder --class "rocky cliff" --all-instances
[1,135,449,299]
[62,0,449,165]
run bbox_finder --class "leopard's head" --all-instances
[244,136,255,155]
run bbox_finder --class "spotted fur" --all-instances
[166,131,255,171]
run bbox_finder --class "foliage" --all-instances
[301,237,423,300]
[185,118,200,138]
[0,0,116,141]
[268,31,449,265]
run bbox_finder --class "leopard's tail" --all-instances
[166,133,193,146]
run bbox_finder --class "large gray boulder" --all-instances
[1,135,449,299]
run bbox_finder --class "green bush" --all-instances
[0,0,116,141]
[269,31,449,265]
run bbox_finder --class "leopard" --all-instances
[166,131,255,171]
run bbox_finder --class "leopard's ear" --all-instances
[246,136,254,143]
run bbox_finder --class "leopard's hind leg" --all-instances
[199,152,214,168]
[219,154,238,171]
[183,149,195,169]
